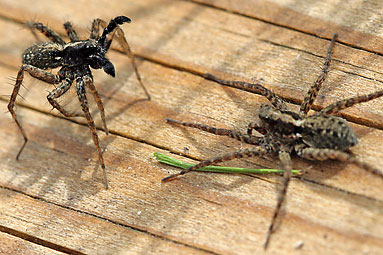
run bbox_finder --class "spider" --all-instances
[162,33,383,248]
[8,16,151,189]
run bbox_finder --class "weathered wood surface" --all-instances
[0,0,382,254]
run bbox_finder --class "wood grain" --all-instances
[0,232,66,255]
[0,0,382,254]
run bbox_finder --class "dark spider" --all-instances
[8,16,151,189]
[162,33,383,248]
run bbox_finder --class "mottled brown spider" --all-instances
[8,16,150,189]
[162,33,383,248]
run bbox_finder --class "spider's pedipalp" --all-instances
[102,58,115,77]
[247,121,267,136]
[99,16,131,48]
[103,16,131,37]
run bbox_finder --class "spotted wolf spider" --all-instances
[162,33,383,248]
[8,16,150,189]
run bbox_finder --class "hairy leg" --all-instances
[63,22,80,42]
[47,79,83,117]
[264,147,293,249]
[76,76,108,189]
[85,77,108,135]
[90,18,106,39]
[319,90,383,115]
[166,118,261,145]
[162,146,268,182]
[204,73,288,111]
[297,147,383,178]
[8,65,59,159]
[26,22,66,45]
[300,33,338,114]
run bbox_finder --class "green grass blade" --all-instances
[154,152,301,174]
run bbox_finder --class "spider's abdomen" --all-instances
[259,104,357,151]
[301,115,358,150]
[22,42,63,69]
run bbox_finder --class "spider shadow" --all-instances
[296,154,383,215]
[91,66,151,124]
[3,106,123,201]
[87,0,203,126]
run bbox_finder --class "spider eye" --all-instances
[83,45,97,55]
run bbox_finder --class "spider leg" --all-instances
[63,22,80,42]
[26,22,66,45]
[264,147,293,249]
[203,73,288,111]
[318,90,383,115]
[297,147,383,178]
[107,21,151,100]
[90,18,108,39]
[85,77,108,135]
[8,65,59,159]
[300,33,338,114]
[90,19,118,52]
[162,146,268,182]
[92,17,151,100]
[76,76,108,189]
[47,78,83,117]
[90,18,104,39]
[166,118,261,145]
[91,18,119,48]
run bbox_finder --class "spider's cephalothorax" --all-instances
[162,33,383,248]
[8,16,151,189]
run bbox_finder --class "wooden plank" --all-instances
[0,185,211,255]
[192,0,383,53]
[0,0,382,254]
[0,232,66,255]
